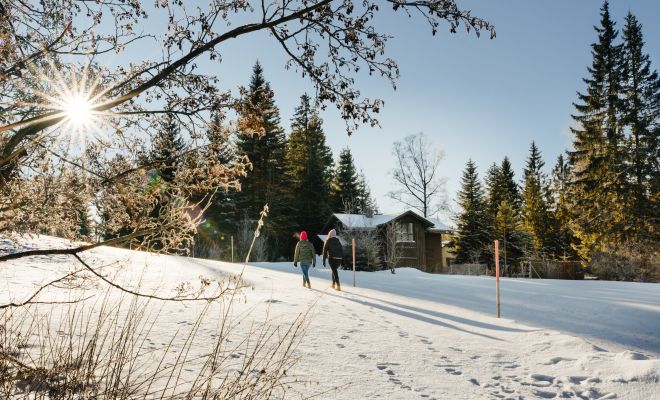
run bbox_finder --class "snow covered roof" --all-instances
[332,211,451,232]
[426,217,451,232]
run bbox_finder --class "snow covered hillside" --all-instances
[2,236,659,399]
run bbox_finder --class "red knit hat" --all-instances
[300,231,308,241]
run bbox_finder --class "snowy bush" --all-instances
[0,269,305,399]
[338,230,383,272]
[589,240,659,282]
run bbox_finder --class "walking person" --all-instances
[322,229,343,291]
[293,231,316,288]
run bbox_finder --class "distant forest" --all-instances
[453,3,659,281]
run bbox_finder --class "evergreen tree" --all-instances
[521,142,554,255]
[485,157,526,268]
[356,170,379,216]
[285,93,335,233]
[332,147,361,212]
[551,154,577,259]
[193,114,240,259]
[235,62,290,259]
[485,158,519,220]
[454,160,489,263]
[146,114,187,251]
[484,162,501,227]
[621,12,660,242]
[495,199,532,272]
[568,1,627,262]
[496,157,520,208]
[150,113,187,183]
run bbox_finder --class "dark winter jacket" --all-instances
[322,236,343,263]
[294,240,316,266]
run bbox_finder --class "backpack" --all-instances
[325,236,343,259]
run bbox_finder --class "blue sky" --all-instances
[113,1,660,221]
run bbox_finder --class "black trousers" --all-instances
[329,258,341,286]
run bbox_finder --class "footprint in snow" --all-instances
[544,356,576,365]
[532,389,557,399]
[445,368,463,376]
[336,343,345,348]
[376,362,400,372]
[529,374,555,387]
[576,388,616,400]
[568,376,588,384]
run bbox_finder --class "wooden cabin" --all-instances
[321,210,453,273]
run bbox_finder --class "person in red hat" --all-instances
[293,231,316,288]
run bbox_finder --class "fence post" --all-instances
[352,238,356,287]
[495,240,501,318]
[231,235,234,263]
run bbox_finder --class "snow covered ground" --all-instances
[2,236,659,399]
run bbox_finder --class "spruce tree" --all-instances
[485,157,526,268]
[455,160,489,263]
[484,162,501,228]
[146,114,187,251]
[485,158,519,220]
[496,157,520,208]
[332,148,361,212]
[621,12,660,242]
[495,199,532,272]
[285,93,335,233]
[551,154,577,259]
[521,142,554,255]
[194,114,239,259]
[356,170,379,216]
[235,61,290,259]
[150,113,187,184]
[568,1,627,261]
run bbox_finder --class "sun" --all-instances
[62,94,94,128]
[44,67,108,145]
[0,61,112,148]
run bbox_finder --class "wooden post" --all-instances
[495,240,501,318]
[231,235,234,263]
[352,238,356,287]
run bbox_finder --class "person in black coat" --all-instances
[322,229,343,291]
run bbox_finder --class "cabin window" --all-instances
[396,222,415,242]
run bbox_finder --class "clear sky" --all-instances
[120,0,660,222]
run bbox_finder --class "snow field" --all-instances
[1,236,659,399]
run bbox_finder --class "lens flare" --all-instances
[63,94,93,127]
[29,62,111,147]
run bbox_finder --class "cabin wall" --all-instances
[424,232,444,273]
[392,216,427,269]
